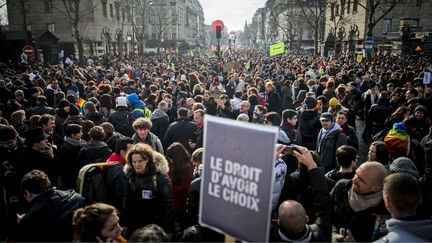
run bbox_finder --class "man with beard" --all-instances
[331,162,388,242]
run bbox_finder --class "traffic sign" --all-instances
[364,36,374,53]
[23,45,35,57]
[212,20,224,33]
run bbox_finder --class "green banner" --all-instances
[269,41,285,57]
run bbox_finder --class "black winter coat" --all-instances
[123,163,175,235]
[368,99,393,135]
[108,106,130,128]
[30,104,55,116]
[12,188,85,242]
[150,110,170,140]
[58,139,83,190]
[77,140,112,167]
[163,117,196,154]
[270,168,331,242]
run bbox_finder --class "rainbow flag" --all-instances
[384,122,410,157]
[77,98,85,112]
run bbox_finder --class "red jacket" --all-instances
[107,153,126,165]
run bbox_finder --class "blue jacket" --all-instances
[127,93,147,118]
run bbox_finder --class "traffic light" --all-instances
[216,26,221,39]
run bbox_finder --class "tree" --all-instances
[54,0,96,65]
[358,0,403,37]
[272,2,305,50]
[327,0,353,52]
[149,0,177,53]
[123,0,149,56]
[296,0,327,55]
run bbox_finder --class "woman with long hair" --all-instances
[123,143,175,237]
[165,142,193,230]
[72,203,126,243]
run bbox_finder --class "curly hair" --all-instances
[125,143,155,173]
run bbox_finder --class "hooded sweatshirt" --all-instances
[375,218,432,242]
[127,93,148,118]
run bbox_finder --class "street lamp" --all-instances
[127,34,132,57]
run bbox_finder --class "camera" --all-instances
[283,145,300,155]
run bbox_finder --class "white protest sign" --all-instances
[199,115,278,242]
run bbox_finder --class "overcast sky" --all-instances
[198,0,267,32]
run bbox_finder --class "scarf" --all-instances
[63,136,82,147]
[278,225,312,242]
[348,188,382,212]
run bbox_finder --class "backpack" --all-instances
[76,162,125,210]
[134,108,152,119]
[114,112,136,137]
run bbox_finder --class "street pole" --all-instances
[217,38,220,59]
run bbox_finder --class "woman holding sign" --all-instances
[123,143,175,238]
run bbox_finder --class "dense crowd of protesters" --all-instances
[0,48,431,242]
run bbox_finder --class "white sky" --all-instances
[198,0,267,32]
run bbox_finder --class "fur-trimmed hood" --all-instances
[124,151,169,175]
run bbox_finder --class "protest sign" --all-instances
[269,41,285,57]
[200,116,278,242]
[423,72,431,84]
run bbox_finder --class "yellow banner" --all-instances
[269,42,285,57]
[357,54,363,63]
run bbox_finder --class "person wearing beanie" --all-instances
[127,93,151,119]
[53,99,70,146]
[412,105,431,141]
[21,127,59,184]
[108,96,130,129]
[299,96,322,150]
[65,104,84,125]
[389,157,419,179]
[316,112,348,172]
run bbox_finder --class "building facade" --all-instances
[6,0,205,63]
[248,0,320,51]
[323,0,432,55]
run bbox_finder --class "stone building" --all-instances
[6,0,205,63]
[323,0,432,55]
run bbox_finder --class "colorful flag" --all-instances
[319,67,325,76]
[77,98,86,111]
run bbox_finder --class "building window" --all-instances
[26,24,32,31]
[47,23,55,33]
[101,0,107,17]
[331,3,335,20]
[115,2,120,21]
[110,4,114,18]
[353,0,358,13]
[347,0,351,13]
[172,32,176,39]
[382,19,391,35]
[44,0,53,13]
[23,0,30,14]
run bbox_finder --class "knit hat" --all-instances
[25,127,48,145]
[304,96,318,109]
[329,97,340,106]
[320,112,334,121]
[69,104,80,115]
[414,105,428,114]
[58,99,70,109]
[390,157,419,179]
[116,96,128,108]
